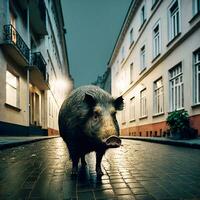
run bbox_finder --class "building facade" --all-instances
[108,0,200,136]
[0,0,73,136]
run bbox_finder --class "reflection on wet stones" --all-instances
[0,138,200,199]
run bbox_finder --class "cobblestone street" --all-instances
[0,138,200,200]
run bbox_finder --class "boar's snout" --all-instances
[100,115,117,139]
[100,114,121,147]
[104,135,122,148]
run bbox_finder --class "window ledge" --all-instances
[191,103,200,108]
[139,115,148,120]
[139,19,147,32]
[166,32,181,47]
[151,53,161,63]
[151,1,159,10]
[120,58,125,64]
[152,112,164,118]
[129,119,136,123]
[189,12,200,24]
[168,108,184,114]
[129,41,135,49]
[5,103,21,112]
[139,67,147,75]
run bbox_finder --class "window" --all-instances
[49,97,51,116]
[168,0,180,41]
[169,63,184,111]
[121,46,125,62]
[154,78,164,114]
[129,28,134,46]
[193,0,200,15]
[10,10,16,28]
[140,4,146,26]
[193,49,200,104]
[140,89,147,117]
[140,45,146,71]
[10,10,16,43]
[153,21,161,59]
[6,70,19,107]
[121,103,126,123]
[130,62,134,83]
[130,97,135,121]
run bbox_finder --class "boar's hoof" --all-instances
[71,167,78,176]
[96,167,104,176]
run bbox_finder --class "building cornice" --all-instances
[108,0,164,68]
[114,0,163,70]
[53,0,72,80]
[107,0,141,67]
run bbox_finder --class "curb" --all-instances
[120,136,200,149]
[0,136,60,150]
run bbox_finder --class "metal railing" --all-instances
[31,52,47,80]
[3,24,30,63]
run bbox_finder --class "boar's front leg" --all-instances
[71,156,79,176]
[81,155,87,167]
[96,149,106,176]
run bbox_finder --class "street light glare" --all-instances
[56,79,67,90]
[117,79,126,93]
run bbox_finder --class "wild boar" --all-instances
[58,85,123,176]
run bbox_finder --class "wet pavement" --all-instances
[0,138,200,200]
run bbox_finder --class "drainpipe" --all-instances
[27,1,30,127]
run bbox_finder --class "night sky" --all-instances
[61,0,132,87]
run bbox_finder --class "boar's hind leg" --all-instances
[96,150,105,176]
[81,155,87,167]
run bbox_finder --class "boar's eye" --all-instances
[93,111,100,121]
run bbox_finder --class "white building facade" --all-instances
[0,0,73,136]
[109,0,200,136]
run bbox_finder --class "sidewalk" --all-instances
[120,136,200,149]
[1,135,200,151]
[0,136,59,150]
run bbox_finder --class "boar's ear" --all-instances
[84,93,96,107]
[113,96,124,110]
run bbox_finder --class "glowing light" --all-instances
[116,78,126,93]
[55,79,67,90]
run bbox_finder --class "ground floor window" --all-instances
[194,49,200,104]
[121,102,126,124]
[129,97,135,121]
[6,70,19,107]
[169,63,184,111]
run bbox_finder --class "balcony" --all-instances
[1,24,30,66]
[30,52,49,90]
